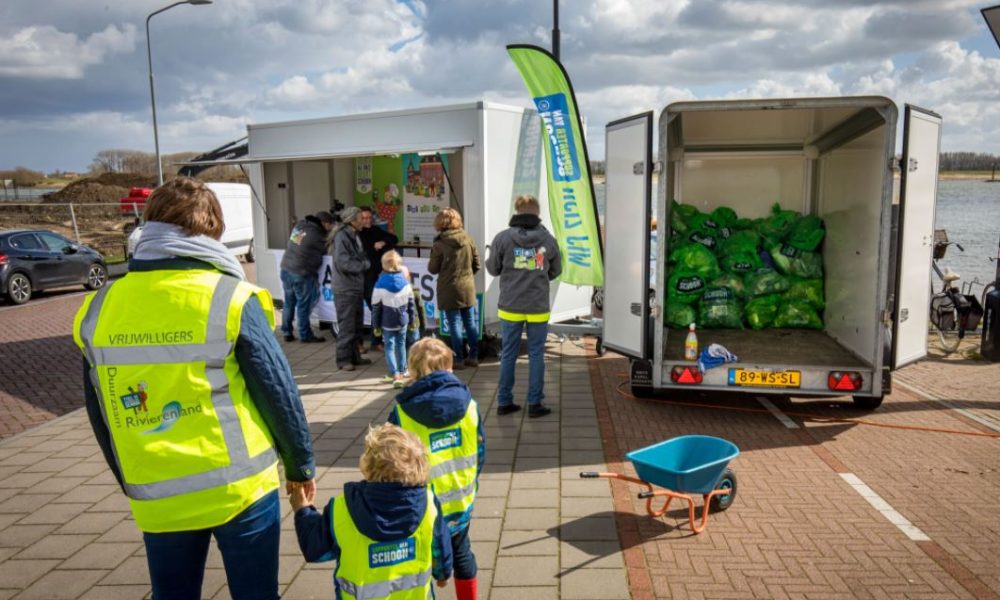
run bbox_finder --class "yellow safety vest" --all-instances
[331,489,436,600]
[72,268,280,533]
[396,401,479,524]
[497,309,550,323]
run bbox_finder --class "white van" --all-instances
[127,182,256,262]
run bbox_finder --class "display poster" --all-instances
[355,157,372,195]
[438,293,484,340]
[274,253,439,329]
[401,153,450,244]
[355,156,404,236]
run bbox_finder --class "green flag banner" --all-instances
[507,44,604,287]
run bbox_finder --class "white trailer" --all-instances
[603,97,941,409]
[239,102,592,330]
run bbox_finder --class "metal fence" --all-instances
[0,202,143,262]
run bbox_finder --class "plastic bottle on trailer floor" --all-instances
[685,323,699,361]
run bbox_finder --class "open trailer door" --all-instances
[891,104,942,369]
[601,112,654,359]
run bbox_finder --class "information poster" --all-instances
[401,153,450,243]
[355,156,404,235]
[438,293,484,340]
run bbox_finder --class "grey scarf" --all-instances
[134,221,246,281]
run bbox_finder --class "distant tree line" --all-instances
[88,149,247,182]
[937,152,998,171]
[0,167,46,186]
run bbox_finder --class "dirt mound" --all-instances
[44,181,128,205]
[91,172,156,188]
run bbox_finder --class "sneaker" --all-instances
[381,375,395,383]
[339,363,356,372]
[354,358,373,366]
[464,358,479,368]
[497,403,521,416]
[528,404,552,418]
[374,344,385,352]
[393,378,406,389]
[301,336,326,344]
[283,333,295,342]
[452,362,466,371]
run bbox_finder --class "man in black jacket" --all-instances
[359,206,398,350]
[331,206,372,370]
[280,211,335,343]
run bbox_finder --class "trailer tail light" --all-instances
[671,365,703,385]
[828,371,863,391]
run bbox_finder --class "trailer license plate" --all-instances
[728,369,801,388]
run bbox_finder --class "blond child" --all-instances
[371,250,417,388]
[290,424,453,598]
[387,338,485,600]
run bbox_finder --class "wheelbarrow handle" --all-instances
[579,472,601,478]
[637,491,655,499]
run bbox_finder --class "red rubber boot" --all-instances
[455,578,478,600]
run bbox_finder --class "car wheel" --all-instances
[6,272,32,305]
[85,263,108,290]
[245,239,256,263]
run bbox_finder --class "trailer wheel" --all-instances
[710,468,737,512]
[595,337,606,356]
[630,384,656,399]
[852,395,883,410]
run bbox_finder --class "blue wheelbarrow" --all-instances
[581,435,739,534]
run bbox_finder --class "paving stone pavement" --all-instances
[0,334,629,599]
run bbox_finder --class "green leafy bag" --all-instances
[721,250,763,275]
[673,200,700,224]
[745,294,782,330]
[784,277,825,310]
[710,206,738,228]
[667,271,709,305]
[787,215,825,251]
[757,203,798,244]
[665,302,697,329]
[721,229,760,256]
[733,217,755,230]
[774,298,824,329]
[699,286,744,329]
[668,243,719,277]
[769,244,824,279]
[686,228,720,253]
[745,268,790,298]
[712,272,746,299]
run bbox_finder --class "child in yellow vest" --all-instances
[290,424,453,598]
[388,338,485,600]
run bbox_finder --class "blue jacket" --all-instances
[82,257,316,490]
[371,271,416,331]
[294,480,453,590]
[387,371,485,533]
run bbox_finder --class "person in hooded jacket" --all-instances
[428,208,481,369]
[280,211,336,342]
[388,338,485,600]
[486,195,561,418]
[371,250,417,388]
[291,423,453,599]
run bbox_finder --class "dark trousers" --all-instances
[335,292,364,366]
[451,524,477,580]
[143,491,280,600]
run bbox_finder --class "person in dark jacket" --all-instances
[291,424,453,598]
[428,208,481,369]
[331,206,371,370]
[280,211,336,343]
[387,339,485,600]
[371,251,417,388]
[359,206,398,350]
[485,195,562,418]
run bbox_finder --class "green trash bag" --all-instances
[668,243,719,277]
[733,217,755,230]
[665,302,697,329]
[670,207,690,235]
[787,215,825,252]
[667,271,709,305]
[745,294,782,330]
[699,286,744,329]
[710,206,738,228]
[745,268,790,298]
[672,200,700,224]
[784,277,825,310]
[686,228,720,253]
[769,244,824,279]
[721,229,760,256]
[689,213,720,231]
[721,250,763,275]
[711,272,746,299]
[757,203,798,244]
[774,298,824,329]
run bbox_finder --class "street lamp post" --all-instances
[146,0,213,186]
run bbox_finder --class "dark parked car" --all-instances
[0,229,107,305]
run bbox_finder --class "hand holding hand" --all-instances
[287,479,317,512]
[436,580,448,588]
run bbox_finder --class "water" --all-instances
[0,187,59,202]
[593,179,998,291]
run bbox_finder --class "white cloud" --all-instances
[0,24,136,79]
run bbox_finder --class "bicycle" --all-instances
[929,238,984,354]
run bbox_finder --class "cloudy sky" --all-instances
[1,0,998,172]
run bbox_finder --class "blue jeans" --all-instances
[444,307,479,361]
[451,524,477,580]
[384,329,407,376]
[498,318,548,407]
[143,490,280,600]
[280,270,319,340]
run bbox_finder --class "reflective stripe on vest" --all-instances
[396,401,478,519]
[331,490,436,600]
[498,309,550,323]
[77,275,277,502]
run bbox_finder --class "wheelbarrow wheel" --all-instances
[709,468,737,512]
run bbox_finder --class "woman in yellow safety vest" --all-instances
[74,177,315,600]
